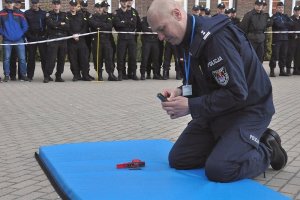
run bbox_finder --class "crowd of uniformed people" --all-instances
[0,0,299,83]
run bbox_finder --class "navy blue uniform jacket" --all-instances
[178,15,275,139]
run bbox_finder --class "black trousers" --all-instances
[10,47,21,78]
[249,40,264,63]
[68,39,89,77]
[92,37,114,74]
[44,40,67,78]
[27,42,47,79]
[169,115,272,182]
[116,38,137,73]
[286,38,300,71]
[162,42,180,72]
[269,40,288,69]
[140,41,160,75]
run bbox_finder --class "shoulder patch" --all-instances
[212,66,229,86]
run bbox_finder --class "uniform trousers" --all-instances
[92,37,114,74]
[116,38,137,74]
[68,39,89,77]
[286,38,300,72]
[27,42,47,79]
[169,114,272,182]
[44,40,67,78]
[140,41,160,75]
[249,40,264,63]
[269,40,288,69]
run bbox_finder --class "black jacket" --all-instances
[25,8,47,41]
[89,12,113,41]
[271,12,293,41]
[113,8,137,40]
[46,10,70,39]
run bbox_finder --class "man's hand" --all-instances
[160,88,189,119]
[72,34,79,41]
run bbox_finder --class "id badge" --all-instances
[182,85,192,96]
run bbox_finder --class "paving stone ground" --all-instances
[0,62,299,200]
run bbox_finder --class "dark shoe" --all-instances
[88,74,95,80]
[127,74,133,79]
[55,77,65,82]
[10,76,16,81]
[4,76,9,82]
[279,68,290,76]
[260,128,288,170]
[82,76,92,81]
[269,71,276,77]
[108,73,118,81]
[176,72,182,80]
[122,74,128,80]
[43,77,49,83]
[132,74,139,80]
[293,70,300,75]
[72,76,80,81]
[140,74,145,80]
[118,73,122,81]
[163,70,169,80]
[20,75,29,81]
[49,76,54,81]
[286,68,292,76]
[153,74,163,80]
[146,73,151,79]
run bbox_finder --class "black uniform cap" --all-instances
[95,2,101,8]
[199,4,206,11]
[80,0,88,7]
[31,0,39,4]
[100,1,110,7]
[69,0,77,6]
[262,0,267,6]
[224,8,230,14]
[205,8,211,15]
[52,0,61,4]
[277,2,284,6]
[255,0,263,5]
[15,0,22,3]
[294,5,300,11]
[192,5,199,11]
[230,7,236,13]
[217,3,225,9]
[5,0,14,3]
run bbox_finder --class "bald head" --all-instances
[147,0,187,45]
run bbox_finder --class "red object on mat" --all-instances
[116,159,145,169]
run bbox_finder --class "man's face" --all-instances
[32,3,39,10]
[120,1,127,9]
[69,4,77,12]
[52,3,61,11]
[192,10,199,16]
[254,4,263,12]
[14,2,22,9]
[218,8,225,14]
[127,0,133,8]
[276,6,284,14]
[103,6,108,13]
[6,2,14,9]
[295,10,300,17]
[149,12,185,45]
[95,7,102,14]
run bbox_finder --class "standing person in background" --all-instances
[269,2,293,77]
[216,3,226,15]
[140,15,160,80]
[89,1,117,81]
[204,8,211,17]
[0,0,28,82]
[113,0,138,81]
[199,5,206,17]
[239,0,271,63]
[126,0,141,80]
[79,0,94,80]
[286,6,300,75]
[9,0,23,81]
[67,0,92,81]
[43,0,69,83]
[191,5,199,16]
[230,8,240,26]
[25,0,47,82]
[162,42,182,80]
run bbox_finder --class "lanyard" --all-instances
[183,15,196,85]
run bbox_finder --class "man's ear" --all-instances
[171,8,182,21]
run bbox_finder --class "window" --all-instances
[217,0,233,8]
[195,0,210,9]
[0,0,29,11]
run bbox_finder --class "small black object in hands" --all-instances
[157,93,168,102]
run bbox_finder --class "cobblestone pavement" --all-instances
[0,62,299,200]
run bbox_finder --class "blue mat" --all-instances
[37,139,290,200]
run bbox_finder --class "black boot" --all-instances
[97,70,103,81]
[153,73,163,80]
[108,73,118,81]
[140,73,145,80]
[163,70,169,80]
[132,71,139,80]
[146,72,151,79]
[55,75,65,82]
[260,128,288,170]
[176,71,182,80]
[279,68,289,76]
[286,68,292,76]
[118,71,123,81]
[269,68,276,77]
